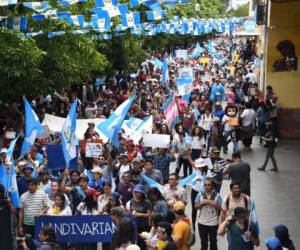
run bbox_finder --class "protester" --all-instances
[156,221,178,250]
[272,225,295,250]
[218,207,260,250]
[195,177,222,250]
[223,151,251,196]
[19,177,49,239]
[172,201,191,250]
[257,122,278,172]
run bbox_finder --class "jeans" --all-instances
[261,147,278,170]
[176,156,192,177]
[198,224,219,250]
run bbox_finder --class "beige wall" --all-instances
[266,1,300,109]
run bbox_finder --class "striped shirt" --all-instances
[20,190,49,225]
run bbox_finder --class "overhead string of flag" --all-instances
[0,0,253,37]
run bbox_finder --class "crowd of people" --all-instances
[0,37,295,250]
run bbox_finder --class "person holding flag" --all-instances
[218,206,260,250]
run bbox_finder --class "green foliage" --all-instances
[227,3,249,17]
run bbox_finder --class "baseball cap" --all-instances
[133,184,145,194]
[273,224,289,238]
[110,192,120,201]
[23,162,34,171]
[126,245,140,250]
[173,201,185,212]
[210,147,221,153]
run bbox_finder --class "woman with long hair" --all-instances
[148,188,168,219]
[190,126,205,160]
[98,182,112,213]
[75,189,100,250]
[142,213,163,250]
[47,192,72,216]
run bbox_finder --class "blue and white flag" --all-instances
[6,136,19,162]
[0,163,7,191]
[66,15,85,27]
[146,10,166,21]
[249,201,260,235]
[48,31,66,38]
[95,0,118,7]
[6,16,27,31]
[121,12,140,28]
[147,58,162,69]
[32,10,58,21]
[179,172,198,186]
[191,43,204,58]
[91,13,110,30]
[61,100,77,167]
[90,4,126,18]
[23,2,50,12]
[58,0,87,6]
[123,116,153,144]
[7,161,20,208]
[97,96,135,149]
[142,175,164,194]
[161,53,169,86]
[20,98,44,159]
[0,0,17,6]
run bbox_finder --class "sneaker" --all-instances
[257,167,265,171]
[269,168,278,172]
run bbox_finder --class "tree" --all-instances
[227,3,249,17]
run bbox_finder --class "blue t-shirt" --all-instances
[152,200,168,218]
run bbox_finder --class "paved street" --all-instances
[177,137,300,250]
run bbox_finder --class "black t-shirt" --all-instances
[228,161,251,195]
[129,199,152,232]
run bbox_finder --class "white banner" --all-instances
[85,143,102,157]
[143,134,170,148]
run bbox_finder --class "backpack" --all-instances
[225,194,249,215]
[200,191,220,216]
[186,225,196,247]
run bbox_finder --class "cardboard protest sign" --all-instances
[85,142,102,157]
[143,134,170,148]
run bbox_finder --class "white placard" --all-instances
[85,143,102,157]
[143,134,170,148]
[178,67,193,78]
[175,49,188,59]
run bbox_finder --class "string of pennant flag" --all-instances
[0,0,252,38]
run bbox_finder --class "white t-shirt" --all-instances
[47,205,72,216]
[199,113,214,131]
[240,109,256,127]
[190,136,205,150]
[222,115,235,132]
[77,202,99,215]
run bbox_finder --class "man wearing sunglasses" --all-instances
[195,177,222,250]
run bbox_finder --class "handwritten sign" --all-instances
[175,49,188,59]
[85,143,102,157]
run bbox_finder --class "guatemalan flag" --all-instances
[7,160,20,207]
[161,53,169,86]
[20,98,44,159]
[249,201,260,235]
[146,10,166,21]
[97,96,135,149]
[143,175,164,194]
[162,94,180,129]
[61,100,77,167]
[121,12,140,28]
[0,0,17,6]
[23,2,50,12]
